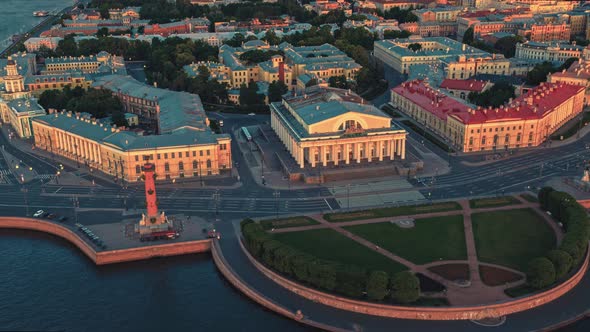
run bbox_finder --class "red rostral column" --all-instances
[143,163,158,217]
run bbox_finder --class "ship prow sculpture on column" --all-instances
[138,163,171,234]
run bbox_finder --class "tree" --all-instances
[526,61,556,85]
[383,30,411,39]
[538,187,555,210]
[267,81,288,102]
[96,27,109,38]
[335,265,367,298]
[463,27,474,45]
[367,271,389,301]
[328,75,349,89]
[546,250,573,280]
[527,257,556,289]
[407,43,422,52]
[263,29,281,46]
[494,35,523,58]
[239,82,264,111]
[468,81,515,108]
[390,271,420,303]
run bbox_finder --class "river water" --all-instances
[0,0,74,51]
[0,230,306,331]
[0,1,589,331]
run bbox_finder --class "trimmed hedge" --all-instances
[241,219,420,302]
[526,189,590,289]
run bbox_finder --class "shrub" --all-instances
[335,264,368,298]
[546,250,573,280]
[390,271,420,303]
[526,257,556,289]
[367,270,389,301]
[538,187,555,210]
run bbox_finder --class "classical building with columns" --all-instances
[270,88,407,170]
[391,79,585,152]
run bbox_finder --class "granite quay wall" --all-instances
[0,217,211,265]
[239,237,589,321]
[96,239,212,265]
[210,241,348,332]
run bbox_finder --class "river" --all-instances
[0,230,307,331]
[0,0,75,51]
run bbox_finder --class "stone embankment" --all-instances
[0,217,211,265]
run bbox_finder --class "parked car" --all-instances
[47,213,57,219]
[58,216,68,222]
[33,210,44,217]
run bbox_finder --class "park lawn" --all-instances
[472,208,556,272]
[272,228,407,275]
[259,216,319,230]
[344,215,467,265]
[324,201,462,223]
[469,196,521,209]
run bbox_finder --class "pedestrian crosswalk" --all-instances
[35,174,55,180]
[0,169,13,184]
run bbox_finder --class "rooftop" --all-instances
[440,79,489,92]
[392,79,585,125]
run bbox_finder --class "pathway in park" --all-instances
[269,196,564,306]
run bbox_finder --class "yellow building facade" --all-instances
[271,88,407,168]
[391,80,585,152]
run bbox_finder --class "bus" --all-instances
[241,127,252,141]
[140,230,180,242]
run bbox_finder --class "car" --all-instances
[248,113,255,116]
[58,216,68,222]
[47,213,57,219]
[33,210,44,217]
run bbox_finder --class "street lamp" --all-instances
[72,195,79,222]
[73,144,80,168]
[212,189,220,222]
[346,184,351,210]
[22,185,29,217]
[273,190,280,220]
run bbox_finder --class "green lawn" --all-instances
[344,215,467,265]
[469,196,521,209]
[472,208,556,272]
[324,202,462,222]
[259,216,319,230]
[272,228,407,275]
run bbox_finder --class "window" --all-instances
[171,152,175,158]
[192,151,196,157]
[200,151,203,157]
[136,165,141,174]
[469,137,473,145]
[179,161,184,171]
[164,163,170,172]
[206,159,212,168]
[164,153,168,159]
[185,151,189,157]
[206,150,210,156]
[134,155,139,162]
[193,160,198,169]
[482,137,486,145]
[157,154,161,160]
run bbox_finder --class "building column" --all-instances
[298,146,304,169]
[401,139,406,159]
[310,147,316,168]
[378,140,384,161]
[389,140,395,160]
[367,142,372,163]
[321,145,327,167]
[345,143,350,164]
[334,145,339,166]
[355,143,361,163]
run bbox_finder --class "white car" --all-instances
[33,210,44,217]
[248,113,255,116]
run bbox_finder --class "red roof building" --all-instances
[391,79,585,152]
[439,79,491,99]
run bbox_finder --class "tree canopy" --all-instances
[468,81,515,108]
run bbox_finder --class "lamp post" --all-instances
[346,183,351,210]
[73,144,79,168]
[577,114,584,139]
[199,160,203,187]
[273,190,280,220]
[22,185,29,217]
[72,195,79,222]
[212,189,220,222]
